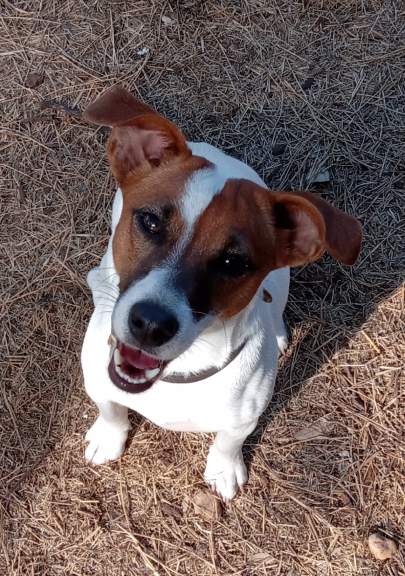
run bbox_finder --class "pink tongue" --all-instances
[118,343,160,370]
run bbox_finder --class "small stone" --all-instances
[136,47,149,57]
[368,532,398,561]
[161,15,175,25]
[193,489,223,520]
[25,72,44,88]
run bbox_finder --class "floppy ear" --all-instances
[83,85,190,183]
[270,191,362,267]
[292,191,362,265]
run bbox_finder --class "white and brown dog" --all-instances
[81,86,362,501]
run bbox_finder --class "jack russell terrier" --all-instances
[81,86,362,501]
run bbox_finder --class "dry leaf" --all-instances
[312,168,330,183]
[25,72,44,88]
[160,501,182,521]
[294,417,332,441]
[334,489,352,507]
[193,489,223,520]
[107,334,117,347]
[250,551,276,565]
[368,532,398,560]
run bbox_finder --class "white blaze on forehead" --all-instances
[179,141,266,232]
[179,167,228,231]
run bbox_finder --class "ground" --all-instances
[1,1,404,575]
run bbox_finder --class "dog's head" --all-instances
[84,86,362,393]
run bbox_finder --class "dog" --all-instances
[81,86,362,501]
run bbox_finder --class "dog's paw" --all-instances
[204,446,248,502]
[85,417,128,465]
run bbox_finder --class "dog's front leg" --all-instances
[85,401,130,465]
[204,421,257,501]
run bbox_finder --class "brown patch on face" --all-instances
[113,155,210,291]
[179,178,360,320]
[181,180,281,318]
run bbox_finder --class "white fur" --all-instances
[179,166,225,230]
[82,141,290,501]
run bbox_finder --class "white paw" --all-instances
[204,446,248,502]
[276,320,288,354]
[85,417,129,465]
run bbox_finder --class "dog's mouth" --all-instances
[108,340,167,393]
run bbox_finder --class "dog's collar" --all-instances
[161,338,248,384]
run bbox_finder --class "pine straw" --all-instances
[1,1,404,575]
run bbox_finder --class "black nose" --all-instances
[128,301,179,347]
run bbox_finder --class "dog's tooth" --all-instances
[145,367,160,380]
[116,365,130,381]
[114,348,122,366]
[115,364,147,385]
[115,364,125,378]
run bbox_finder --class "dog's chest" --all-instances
[107,337,275,433]
[120,380,238,432]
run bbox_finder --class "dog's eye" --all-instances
[211,251,254,278]
[136,211,161,236]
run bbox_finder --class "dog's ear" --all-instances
[292,191,362,265]
[268,191,362,267]
[83,85,190,182]
[83,85,155,126]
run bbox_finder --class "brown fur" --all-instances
[84,85,190,184]
[113,155,210,290]
[290,191,362,265]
